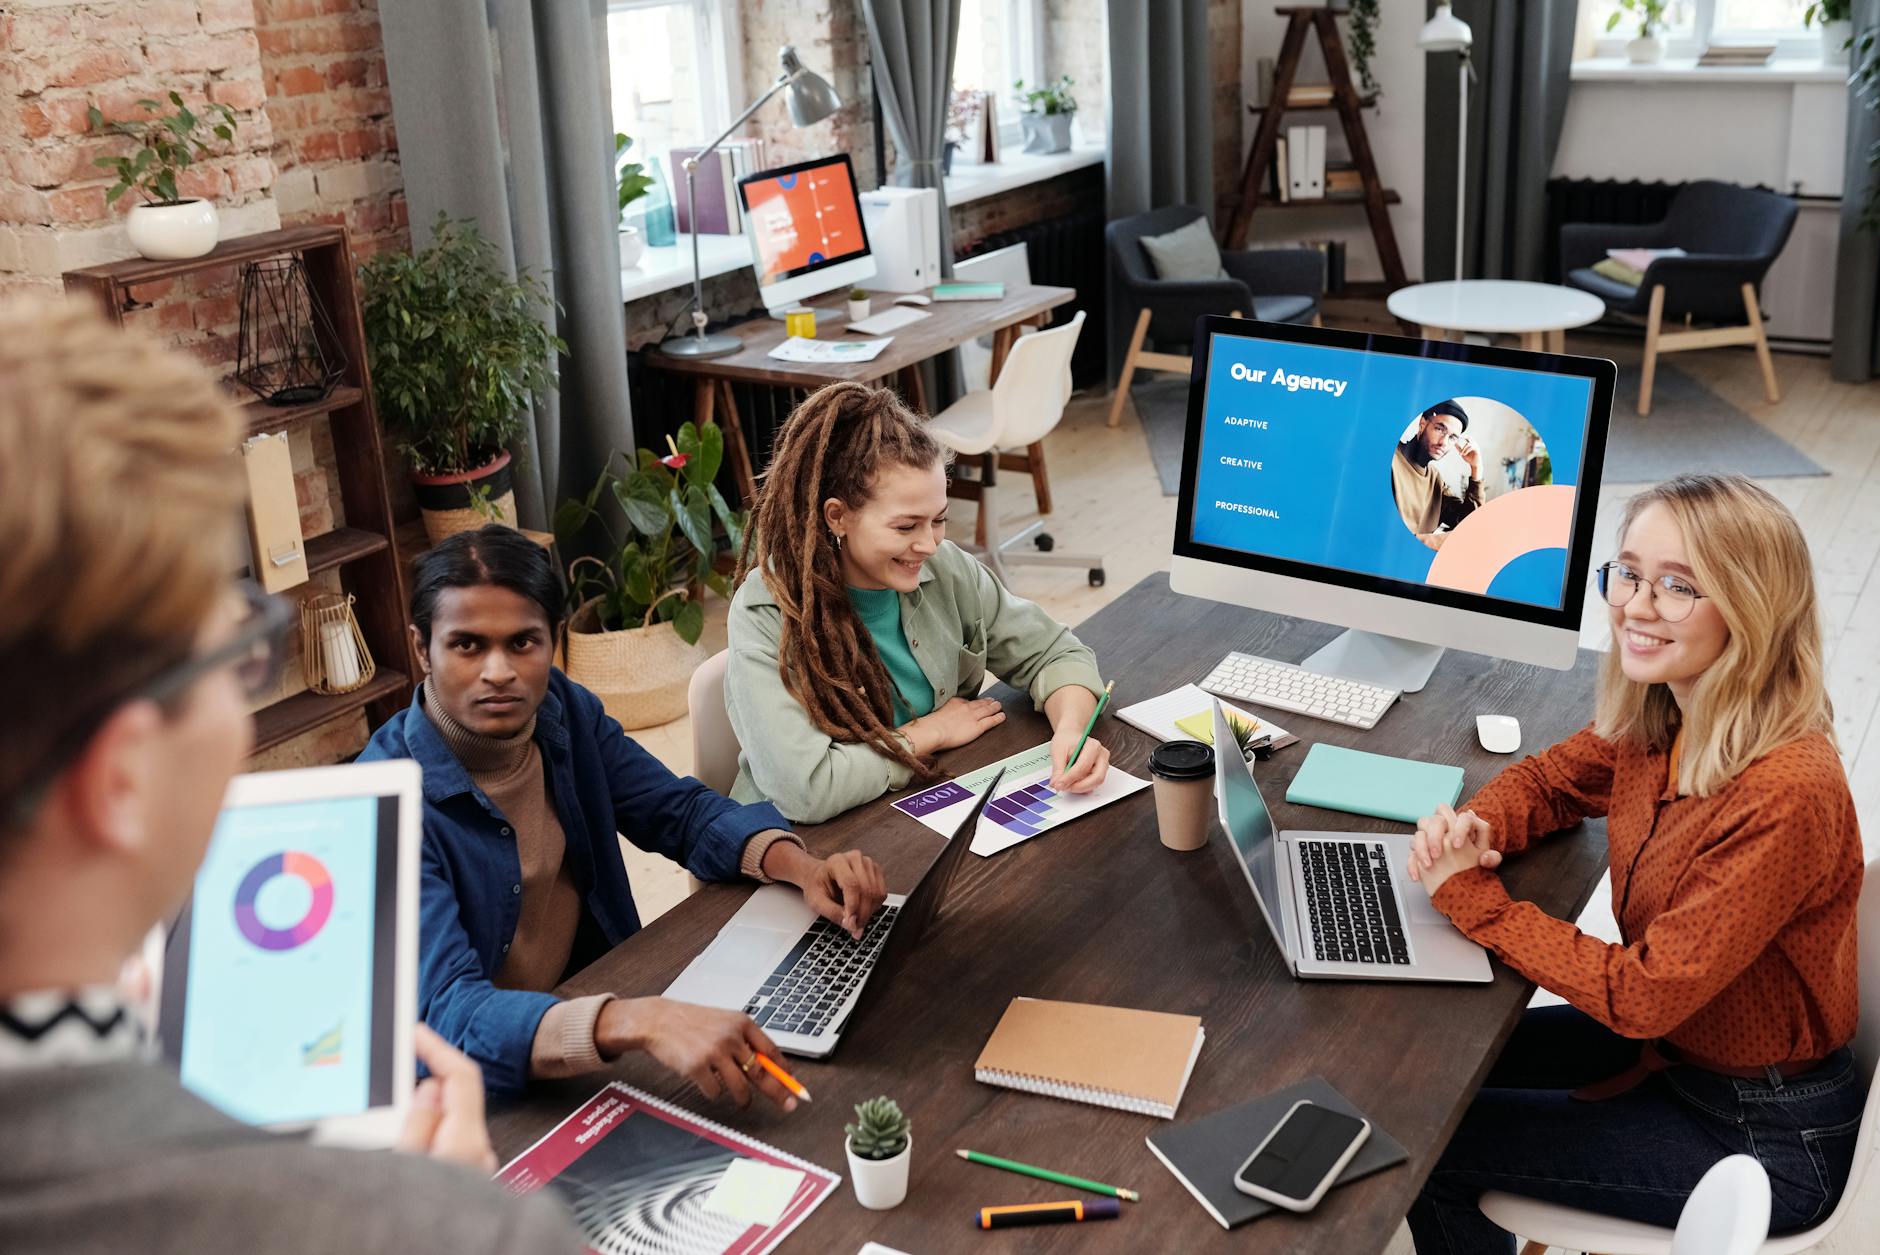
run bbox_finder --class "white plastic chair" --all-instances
[1479,853,1880,1255]
[924,309,1104,588]
[686,650,740,797]
[1670,1156,1771,1255]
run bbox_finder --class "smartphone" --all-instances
[1232,1100,1371,1213]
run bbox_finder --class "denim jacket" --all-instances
[358,670,789,1094]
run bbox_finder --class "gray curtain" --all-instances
[859,0,960,272]
[1104,0,1212,380]
[379,0,633,531]
[1423,0,1576,282]
[1832,0,1880,380]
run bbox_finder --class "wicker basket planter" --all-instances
[563,595,706,729]
[410,450,518,544]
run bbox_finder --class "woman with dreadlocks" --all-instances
[723,382,1109,824]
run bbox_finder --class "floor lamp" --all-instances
[1419,3,1473,282]
[659,45,842,358]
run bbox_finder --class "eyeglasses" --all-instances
[1,582,292,829]
[1595,561,1707,623]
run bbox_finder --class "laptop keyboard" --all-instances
[742,905,900,1038]
[1297,840,1411,966]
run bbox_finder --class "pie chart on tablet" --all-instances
[233,851,334,951]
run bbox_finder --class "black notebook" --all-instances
[1144,1076,1408,1229]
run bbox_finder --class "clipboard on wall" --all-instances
[241,431,308,593]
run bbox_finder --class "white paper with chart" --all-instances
[890,741,1149,856]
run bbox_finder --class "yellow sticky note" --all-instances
[1173,709,1260,745]
[702,1158,804,1227]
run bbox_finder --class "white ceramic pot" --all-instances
[126,199,219,260]
[618,224,645,269]
[1821,20,1853,66]
[1019,110,1075,155]
[847,295,870,322]
[845,1133,911,1210]
[1625,34,1665,64]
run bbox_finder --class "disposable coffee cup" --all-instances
[1150,739,1215,851]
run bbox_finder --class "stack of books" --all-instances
[1697,42,1776,66]
[1325,165,1364,196]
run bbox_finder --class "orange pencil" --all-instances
[754,1051,812,1103]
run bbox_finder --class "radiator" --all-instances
[1541,177,1682,283]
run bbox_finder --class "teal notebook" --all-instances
[931,281,1003,300]
[1283,743,1464,823]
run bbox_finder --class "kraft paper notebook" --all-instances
[973,998,1205,1119]
[1283,743,1464,824]
[1145,1076,1407,1229]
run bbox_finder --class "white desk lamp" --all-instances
[1419,3,1474,281]
[659,45,842,359]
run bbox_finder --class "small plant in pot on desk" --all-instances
[553,423,745,730]
[845,1095,912,1210]
[1014,74,1077,155]
[89,92,239,260]
[360,212,566,544]
[847,287,870,322]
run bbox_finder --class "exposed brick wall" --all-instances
[737,0,877,189]
[950,165,1100,255]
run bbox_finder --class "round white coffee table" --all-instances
[1386,280,1606,353]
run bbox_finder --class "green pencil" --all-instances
[955,1148,1140,1202]
[1067,680,1114,775]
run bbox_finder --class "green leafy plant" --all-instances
[1605,0,1673,38]
[553,424,744,646]
[615,132,653,226]
[1804,0,1851,25]
[845,1096,910,1161]
[464,480,506,524]
[1345,0,1381,98]
[87,92,238,207]
[1013,75,1077,115]
[359,213,566,477]
[1225,710,1270,763]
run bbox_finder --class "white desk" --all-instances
[1387,280,1607,353]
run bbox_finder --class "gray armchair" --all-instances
[1562,180,1796,415]
[1105,205,1324,427]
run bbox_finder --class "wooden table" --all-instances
[644,283,1076,503]
[489,573,1611,1253]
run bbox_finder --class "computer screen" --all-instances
[739,153,870,285]
[1178,320,1610,624]
[163,791,400,1126]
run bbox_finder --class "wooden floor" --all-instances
[623,305,1880,1254]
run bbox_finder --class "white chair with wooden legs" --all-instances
[1477,852,1880,1255]
[925,310,1105,588]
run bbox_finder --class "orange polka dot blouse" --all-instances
[1430,725,1862,1067]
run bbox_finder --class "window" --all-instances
[1586,0,1817,58]
[951,0,1045,145]
[606,0,739,171]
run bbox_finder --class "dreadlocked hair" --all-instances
[736,381,951,781]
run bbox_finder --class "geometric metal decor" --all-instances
[235,255,346,405]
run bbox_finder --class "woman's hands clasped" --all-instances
[1406,803,1502,897]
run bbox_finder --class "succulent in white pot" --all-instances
[844,1096,912,1210]
[89,92,239,261]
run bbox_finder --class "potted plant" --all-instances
[88,92,238,260]
[847,287,870,322]
[1605,0,1673,64]
[360,212,566,543]
[844,1096,912,1210]
[1341,0,1382,98]
[553,422,744,729]
[1013,75,1077,155]
[616,132,654,268]
[1805,0,1853,65]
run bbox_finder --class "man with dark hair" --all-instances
[1391,398,1484,550]
[359,526,886,1099]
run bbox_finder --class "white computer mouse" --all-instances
[894,293,932,306]
[1476,715,1521,754]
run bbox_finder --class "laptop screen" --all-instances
[1212,701,1289,954]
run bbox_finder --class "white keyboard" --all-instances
[847,305,931,335]
[1199,651,1400,730]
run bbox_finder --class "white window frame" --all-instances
[605,0,742,143]
[1588,0,1820,60]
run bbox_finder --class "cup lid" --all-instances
[1150,739,1214,780]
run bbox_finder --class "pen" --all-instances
[976,1199,1121,1229]
[956,1149,1139,1201]
[1066,680,1115,775]
[752,1051,811,1103]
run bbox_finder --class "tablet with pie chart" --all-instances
[157,759,420,1146]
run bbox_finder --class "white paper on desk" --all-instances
[701,1158,805,1227]
[858,1246,914,1255]
[767,335,892,363]
[1114,683,1298,750]
[889,740,1150,857]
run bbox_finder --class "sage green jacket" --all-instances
[725,541,1104,823]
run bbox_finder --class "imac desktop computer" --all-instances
[1171,315,1614,698]
[737,152,876,316]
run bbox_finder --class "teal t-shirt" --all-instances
[847,585,935,724]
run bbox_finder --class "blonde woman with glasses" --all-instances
[1402,474,1864,1255]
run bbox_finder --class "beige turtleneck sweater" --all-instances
[421,682,803,1080]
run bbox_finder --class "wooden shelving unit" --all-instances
[1224,6,1408,288]
[63,225,413,754]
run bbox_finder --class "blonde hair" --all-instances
[0,296,244,822]
[1593,474,1833,796]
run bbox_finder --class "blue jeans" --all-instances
[1408,1006,1866,1255]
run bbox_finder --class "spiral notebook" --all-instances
[973,998,1205,1119]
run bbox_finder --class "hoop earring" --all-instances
[830,530,844,549]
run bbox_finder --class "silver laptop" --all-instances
[1212,701,1491,983]
[665,769,1005,1057]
